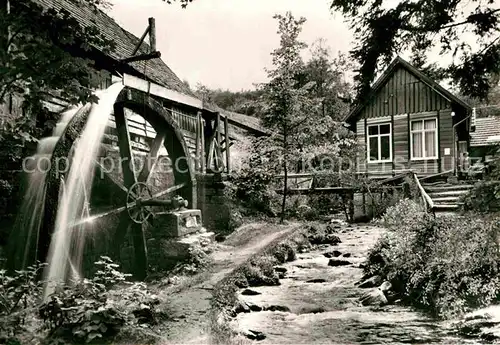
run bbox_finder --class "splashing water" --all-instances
[8,107,80,271]
[44,83,124,300]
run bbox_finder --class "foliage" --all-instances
[301,39,354,121]
[193,85,264,117]
[462,156,500,213]
[258,12,325,222]
[331,0,500,101]
[0,262,46,345]
[366,199,500,318]
[230,136,281,216]
[0,257,161,345]
[1,1,115,115]
[40,256,161,344]
[462,181,500,213]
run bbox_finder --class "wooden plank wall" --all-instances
[356,120,366,172]
[361,67,451,119]
[354,65,458,176]
[393,114,408,171]
[106,106,200,160]
[439,109,454,172]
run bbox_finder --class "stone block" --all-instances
[150,231,215,271]
[153,209,202,238]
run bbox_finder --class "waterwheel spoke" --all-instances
[145,182,187,201]
[112,213,133,259]
[138,132,166,184]
[114,104,137,188]
[113,104,148,279]
[70,204,130,228]
[130,222,148,280]
[94,160,128,194]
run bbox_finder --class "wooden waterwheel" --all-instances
[40,88,196,279]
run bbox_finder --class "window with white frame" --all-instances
[367,123,392,162]
[411,118,438,159]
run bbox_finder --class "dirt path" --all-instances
[232,223,484,344]
[155,222,301,345]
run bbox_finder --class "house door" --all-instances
[458,141,469,172]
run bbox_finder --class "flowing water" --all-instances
[233,224,489,344]
[43,83,124,299]
[10,107,79,270]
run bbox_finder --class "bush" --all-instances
[0,257,162,345]
[366,199,500,318]
[462,181,500,213]
[0,262,46,345]
[40,256,161,344]
[462,156,500,214]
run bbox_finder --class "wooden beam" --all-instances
[224,115,231,173]
[200,118,206,173]
[113,105,137,186]
[195,112,201,171]
[121,73,203,110]
[216,112,222,171]
[120,51,161,64]
[132,25,150,56]
[276,186,402,195]
[138,132,166,183]
[148,17,156,51]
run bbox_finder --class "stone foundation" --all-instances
[196,173,230,232]
[146,230,215,272]
[153,209,202,238]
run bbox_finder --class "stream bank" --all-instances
[216,221,498,344]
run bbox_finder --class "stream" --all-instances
[231,223,495,344]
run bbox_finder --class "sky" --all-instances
[107,0,353,91]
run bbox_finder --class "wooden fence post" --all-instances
[224,115,231,173]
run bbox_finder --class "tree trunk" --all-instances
[280,124,288,223]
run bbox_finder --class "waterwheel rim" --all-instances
[41,88,196,280]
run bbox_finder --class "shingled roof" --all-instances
[470,116,500,147]
[32,0,195,96]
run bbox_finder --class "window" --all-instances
[411,118,438,159]
[367,123,392,162]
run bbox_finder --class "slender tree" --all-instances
[259,12,317,222]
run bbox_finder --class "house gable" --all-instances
[346,56,471,125]
[357,65,451,120]
[350,57,472,176]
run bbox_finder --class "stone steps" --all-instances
[422,182,474,212]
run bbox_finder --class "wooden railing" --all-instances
[170,109,198,134]
[410,172,435,211]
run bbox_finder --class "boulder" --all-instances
[342,253,352,258]
[244,330,266,341]
[326,224,340,234]
[265,305,291,312]
[323,250,342,258]
[306,278,327,283]
[379,281,392,292]
[328,259,352,267]
[274,266,288,274]
[357,275,382,289]
[241,289,261,296]
[214,234,226,242]
[247,302,263,312]
[359,288,388,306]
[235,278,249,289]
[234,301,251,314]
